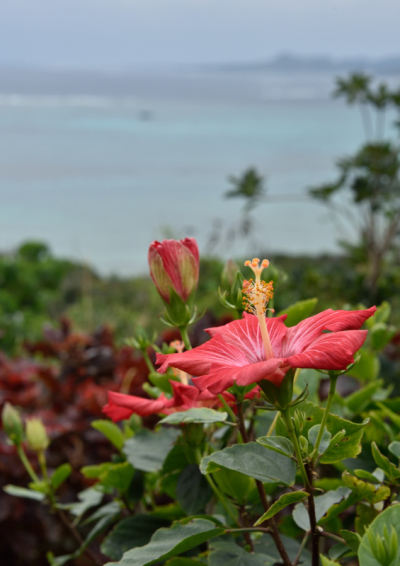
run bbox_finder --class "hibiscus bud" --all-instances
[2,403,24,445]
[367,525,398,566]
[299,436,309,457]
[148,239,199,304]
[293,410,306,433]
[26,418,49,452]
[219,260,245,315]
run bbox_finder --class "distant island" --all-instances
[208,53,400,74]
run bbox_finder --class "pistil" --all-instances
[243,258,274,360]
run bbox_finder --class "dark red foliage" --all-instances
[0,319,152,566]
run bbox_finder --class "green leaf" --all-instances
[370,323,396,351]
[365,301,390,328]
[371,442,400,481]
[358,505,400,566]
[320,556,340,566]
[276,401,368,463]
[99,462,135,492]
[176,465,212,515]
[51,463,72,491]
[213,468,254,504]
[347,349,380,381]
[254,491,309,524]
[200,443,296,486]
[123,427,181,472]
[355,503,379,535]
[209,542,272,565]
[354,469,382,484]
[308,425,331,454]
[4,484,45,501]
[160,408,228,425]
[293,487,350,530]
[389,441,400,459]
[277,298,318,327]
[68,487,103,518]
[101,515,170,560]
[104,518,225,566]
[256,436,294,458]
[92,420,124,451]
[81,463,112,479]
[340,530,362,553]
[344,381,384,413]
[342,472,390,505]
[165,560,205,566]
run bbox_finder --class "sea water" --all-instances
[0,69,396,275]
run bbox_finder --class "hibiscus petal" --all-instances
[193,358,287,394]
[206,313,288,361]
[156,334,249,374]
[282,306,376,357]
[103,391,167,420]
[287,329,368,370]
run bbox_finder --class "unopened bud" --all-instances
[367,524,398,565]
[293,410,306,433]
[26,418,49,452]
[299,436,309,457]
[2,403,24,445]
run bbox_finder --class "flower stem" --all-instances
[17,445,40,483]
[311,374,338,463]
[179,326,192,350]
[280,409,310,489]
[217,394,239,425]
[142,349,156,373]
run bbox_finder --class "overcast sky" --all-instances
[1,0,400,69]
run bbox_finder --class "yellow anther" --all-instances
[244,260,251,266]
[252,258,260,263]
[262,259,269,268]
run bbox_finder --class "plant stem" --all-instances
[236,402,292,566]
[239,504,254,551]
[280,409,310,489]
[293,531,310,566]
[179,326,192,350]
[194,449,239,525]
[56,508,104,566]
[142,349,156,373]
[17,445,40,483]
[266,368,301,437]
[217,394,237,423]
[311,374,338,463]
[305,464,319,566]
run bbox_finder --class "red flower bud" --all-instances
[148,238,199,303]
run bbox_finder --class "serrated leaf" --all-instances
[254,491,309,524]
[200,443,296,486]
[308,425,331,454]
[342,471,390,505]
[92,420,124,451]
[104,518,225,566]
[4,484,45,501]
[176,465,212,515]
[276,401,367,463]
[101,515,170,560]
[277,298,318,327]
[160,408,228,425]
[256,436,294,458]
[51,463,72,491]
[123,427,181,472]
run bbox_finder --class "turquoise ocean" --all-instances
[0,69,397,274]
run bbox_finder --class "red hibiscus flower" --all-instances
[102,380,242,422]
[148,238,200,303]
[155,306,377,395]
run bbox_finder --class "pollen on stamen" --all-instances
[242,258,274,316]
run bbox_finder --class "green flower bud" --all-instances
[26,418,49,452]
[293,410,306,433]
[2,402,24,445]
[299,435,309,457]
[367,525,398,566]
